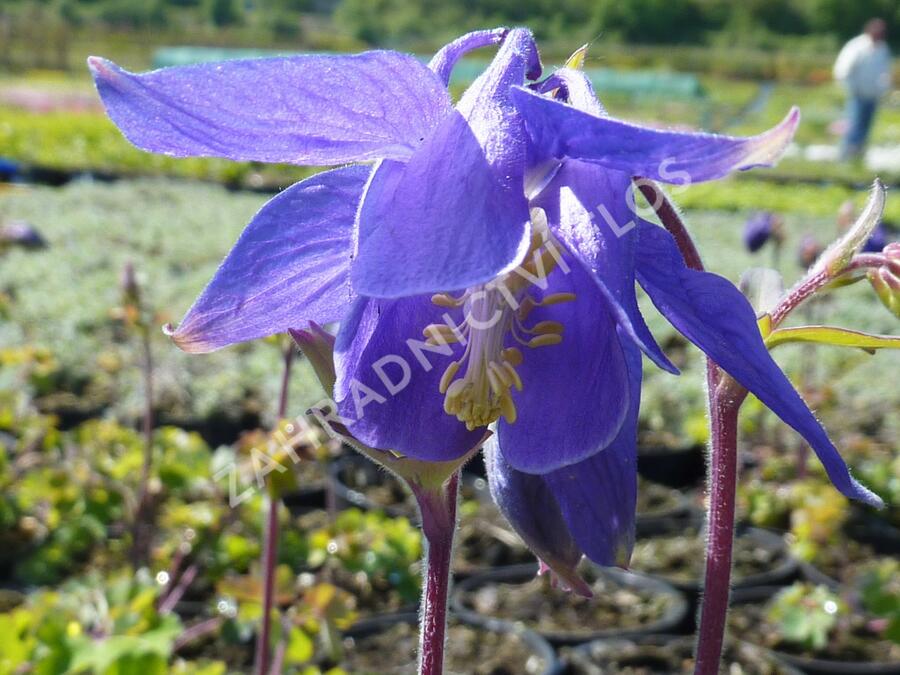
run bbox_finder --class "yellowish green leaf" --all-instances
[765,325,900,353]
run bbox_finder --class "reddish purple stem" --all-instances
[173,616,224,651]
[635,178,746,673]
[255,342,294,675]
[413,473,460,675]
[254,494,280,675]
[158,562,198,615]
[694,384,746,673]
[769,267,830,327]
[131,326,155,566]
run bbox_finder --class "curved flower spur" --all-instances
[90,29,880,588]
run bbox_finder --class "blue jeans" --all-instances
[841,96,878,160]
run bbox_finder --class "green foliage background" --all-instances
[2,0,900,50]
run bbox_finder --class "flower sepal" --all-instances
[867,242,900,319]
[815,179,885,277]
[308,404,488,494]
[290,323,337,394]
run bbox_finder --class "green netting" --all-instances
[586,68,705,99]
[151,48,705,100]
[152,47,297,68]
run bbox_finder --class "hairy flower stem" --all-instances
[636,178,745,673]
[769,268,830,327]
[695,381,746,673]
[131,325,155,567]
[413,472,460,675]
[255,494,281,675]
[255,342,295,675]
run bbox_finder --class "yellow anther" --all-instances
[528,334,563,348]
[427,244,570,430]
[487,367,504,396]
[439,361,460,394]
[518,298,536,322]
[500,394,517,424]
[520,246,560,281]
[501,361,523,391]
[489,361,512,388]
[502,347,524,366]
[538,292,577,306]
[423,323,462,344]
[528,228,547,254]
[530,320,564,335]
[431,293,463,308]
[444,379,467,413]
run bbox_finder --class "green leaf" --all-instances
[765,326,900,353]
[285,627,314,665]
[886,616,900,644]
[66,615,180,674]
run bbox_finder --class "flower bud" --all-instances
[120,261,141,307]
[289,322,336,394]
[743,212,783,253]
[868,242,900,318]
[816,180,885,275]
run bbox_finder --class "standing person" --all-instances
[833,18,892,160]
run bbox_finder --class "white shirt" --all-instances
[834,34,892,100]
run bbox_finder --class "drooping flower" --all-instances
[743,211,783,253]
[90,29,880,583]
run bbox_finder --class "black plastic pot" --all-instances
[731,586,900,675]
[329,453,416,518]
[635,481,692,535]
[632,518,799,597]
[846,506,900,555]
[451,563,689,646]
[555,633,803,675]
[280,484,329,516]
[636,443,706,489]
[344,611,558,674]
[799,560,843,589]
[0,585,26,613]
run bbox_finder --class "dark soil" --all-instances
[637,479,686,518]
[729,601,900,664]
[457,566,677,637]
[454,500,532,575]
[630,525,786,587]
[802,540,875,586]
[341,620,548,674]
[561,636,799,674]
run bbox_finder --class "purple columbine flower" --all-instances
[90,29,880,582]
[862,222,888,253]
[743,211,781,253]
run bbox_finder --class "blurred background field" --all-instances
[1,1,899,673]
